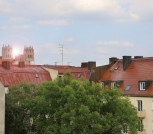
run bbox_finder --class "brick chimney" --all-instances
[2,61,10,69]
[81,62,88,68]
[123,56,132,71]
[87,61,96,70]
[109,57,118,64]
[81,61,96,70]
[19,61,25,67]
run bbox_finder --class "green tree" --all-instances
[6,74,139,134]
[5,82,36,134]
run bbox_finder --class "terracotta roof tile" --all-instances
[43,65,91,81]
[100,57,153,96]
[0,65,52,87]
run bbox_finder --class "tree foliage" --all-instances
[6,74,139,134]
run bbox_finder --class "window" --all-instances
[5,87,9,94]
[139,82,145,91]
[114,66,119,70]
[125,85,132,91]
[77,73,81,78]
[58,75,63,78]
[100,82,104,89]
[138,120,143,131]
[111,82,116,89]
[138,100,142,111]
[35,74,39,78]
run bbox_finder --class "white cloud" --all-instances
[1,26,8,30]
[64,48,80,54]
[9,17,25,23]
[12,25,30,29]
[97,41,134,47]
[0,0,12,13]
[37,20,69,25]
[0,0,153,23]
[96,47,114,53]
[65,37,74,42]
[0,25,30,30]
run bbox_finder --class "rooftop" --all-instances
[0,64,52,87]
[100,57,153,96]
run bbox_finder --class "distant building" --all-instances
[24,46,34,65]
[2,45,13,60]
[1,45,34,65]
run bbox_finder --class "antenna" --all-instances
[59,44,64,65]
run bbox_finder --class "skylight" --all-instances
[114,66,119,70]
[125,85,132,91]
[77,73,82,78]
[35,74,39,78]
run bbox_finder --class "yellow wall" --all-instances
[129,96,153,134]
[43,67,58,81]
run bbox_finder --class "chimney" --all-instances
[2,61,10,69]
[81,62,88,68]
[109,57,118,64]
[134,56,143,59]
[19,61,25,67]
[87,61,96,70]
[123,56,132,71]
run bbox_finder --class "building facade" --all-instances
[2,45,13,60]
[98,56,153,134]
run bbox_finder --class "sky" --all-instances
[0,0,153,66]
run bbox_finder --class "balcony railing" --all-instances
[137,110,146,118]
[137,130,146,134]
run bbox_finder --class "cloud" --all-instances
[1,26,8,30]
[37,20,70,25]
[64,48,80,54]
[95,47,114,53]
[0,25,30,30]
[0,0,152,28]
[97,41,134,47]
[1,0,152,24]
[9,17,25,23]
[65,37,74,42]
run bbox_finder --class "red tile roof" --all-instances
[100,57,153,96]
[0,65,52,87]
[43,65,91,81]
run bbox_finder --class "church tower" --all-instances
[2,45,13,59]
[24,46,34,64]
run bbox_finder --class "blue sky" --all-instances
[0,0,153,66]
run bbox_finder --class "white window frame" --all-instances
[140,82,145,91]
[138,100,142,111]
[100,82,104,89]
[111,82,116,89]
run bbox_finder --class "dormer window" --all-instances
[111,82,116,89]
[139,82,146,91]
[100,82,104,89]
[139,81,152,91]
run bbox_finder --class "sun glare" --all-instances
[13,49,20,58]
